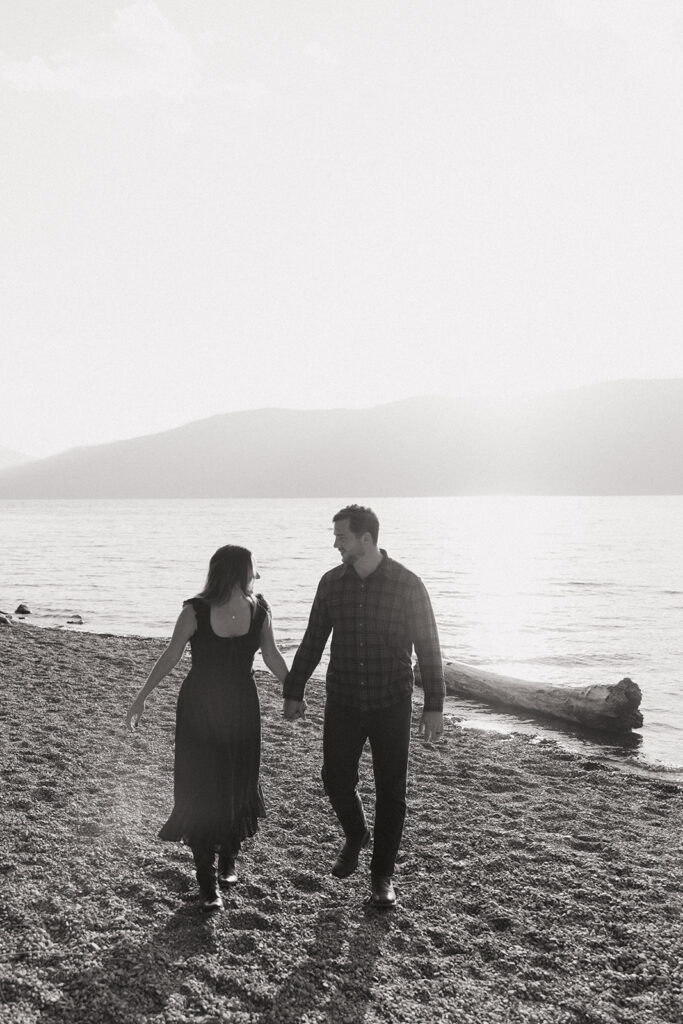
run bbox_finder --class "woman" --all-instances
[126,545,291,912]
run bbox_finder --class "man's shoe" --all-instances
[370,874,396,908]
[217,855,238,887]
[200,888,224,913]
[331,828,371,879]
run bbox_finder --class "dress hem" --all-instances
[158,803,266,851]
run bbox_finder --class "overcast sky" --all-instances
[2,1,682,457]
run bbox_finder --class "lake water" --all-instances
[1,497,682,780]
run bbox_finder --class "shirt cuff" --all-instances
[423,698,444,713]
[283,672,306,702]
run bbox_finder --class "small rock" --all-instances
[67,615,84,625]
[0,614,12,627]
[15,603,31,615]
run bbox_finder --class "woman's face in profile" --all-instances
[245,560,260,594]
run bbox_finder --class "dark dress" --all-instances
[158,594,268,853]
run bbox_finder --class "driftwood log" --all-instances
[437,661,643,733]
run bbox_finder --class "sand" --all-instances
[0,623,681,1024]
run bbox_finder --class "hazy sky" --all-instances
[2,1,682,457]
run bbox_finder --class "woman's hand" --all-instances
[282,698,307,721]
[125,604,195,733]
[126,695,146,730]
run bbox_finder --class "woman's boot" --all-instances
[192,846,223,912]
[218,843,240,887]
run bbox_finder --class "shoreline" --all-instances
[5,616,682,782]
[1,625,681,1023]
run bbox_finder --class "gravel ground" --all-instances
[0,624,681,1024]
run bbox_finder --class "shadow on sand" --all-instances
[39,886,393,1024]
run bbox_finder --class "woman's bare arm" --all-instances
[259,612,289,684]
[126,605,196,729]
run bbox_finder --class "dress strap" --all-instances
[183,597,209,632]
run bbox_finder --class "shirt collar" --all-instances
[342,549,391,579]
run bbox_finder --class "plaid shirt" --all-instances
[283,551,445,712]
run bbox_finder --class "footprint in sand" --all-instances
[230,909,275,931]
[231,932,257,954]
[290,872,324,894]
[488,914,514,932]
[568,834,604,852]
[152,865,192,891]
[244,882,270,900]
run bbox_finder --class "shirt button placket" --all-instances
[358,583,366,694]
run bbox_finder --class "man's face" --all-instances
[333,519,365,565]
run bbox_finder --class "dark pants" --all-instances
[322,695,412,877]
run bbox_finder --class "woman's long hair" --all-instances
[197,545,254,605]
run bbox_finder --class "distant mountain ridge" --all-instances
[1,380,683,497]
[0,445,33,472]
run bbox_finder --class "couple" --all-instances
[126,505,445,912]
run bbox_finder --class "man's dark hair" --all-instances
[333,505,380,544]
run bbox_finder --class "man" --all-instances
[283,504,445,908]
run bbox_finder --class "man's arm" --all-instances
[283,579,333,703]
[408,578,446,714]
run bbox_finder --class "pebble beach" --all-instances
[0,624,681,1023]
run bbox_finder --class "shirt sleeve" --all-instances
[408,578,446,712]
[283,578,333,701]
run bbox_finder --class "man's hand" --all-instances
[419,710,444,741]
[283,698,307,722]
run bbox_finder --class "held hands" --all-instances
[282,698,307,722]
[126,696,146,731]
[419,709,444,742]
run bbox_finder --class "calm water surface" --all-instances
[1,497,681,779]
